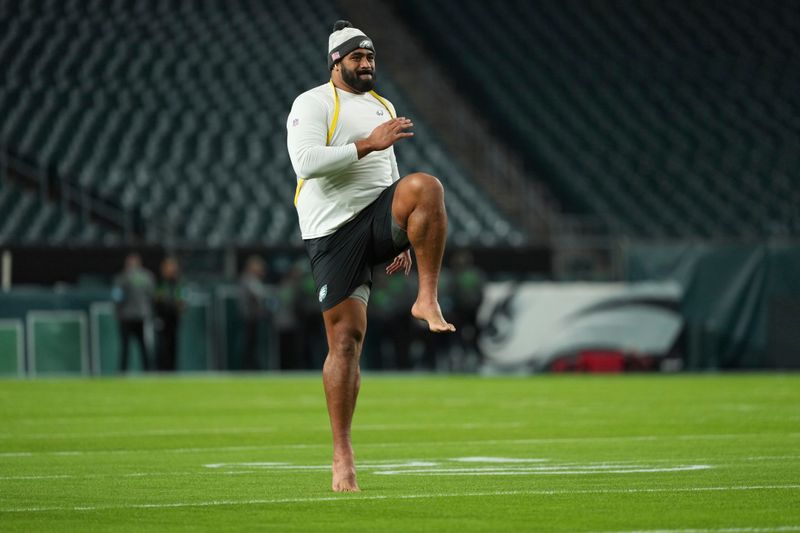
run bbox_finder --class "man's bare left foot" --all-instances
[411,300,456,333]
[332,453,360,492]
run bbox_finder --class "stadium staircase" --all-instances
[398,0,800,239]
[0,149,122,244]
[338,0,571,245]
[0,0,522,247]
[0,179,112,244]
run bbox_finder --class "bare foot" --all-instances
[411,300,456,333]
[332,453,360,492]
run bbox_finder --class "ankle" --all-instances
[333,443,353,457]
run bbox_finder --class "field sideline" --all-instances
[0,374,798,532]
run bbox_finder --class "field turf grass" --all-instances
[0,374,798,532]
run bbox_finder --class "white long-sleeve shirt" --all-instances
[287,82,400,239]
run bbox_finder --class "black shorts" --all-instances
[304,181,410,311]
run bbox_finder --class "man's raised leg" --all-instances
[392,172,456,332]
[322,298,367,492]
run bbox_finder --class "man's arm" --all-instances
[383,105,411,273]
[287,95,358,179]
[287,94,415,178]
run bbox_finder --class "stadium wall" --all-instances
[625,241,800,369]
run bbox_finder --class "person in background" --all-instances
[276,262,305,369]
[385,272,417,369]
[238,255,269,371]
[154,256,185,371]
[297,265,327,370]
[112,252,155,372]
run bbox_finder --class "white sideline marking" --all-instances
[0,475,73,480]
[0,461,441,480]
[204,461,437,471]
[1,455,795,481]
[0,422,524,440]
[2,432,797,457]
[374,465,711,476]
[451,457,548,463]
[0,427,278,439]
[595,527,800,533]
[204,462,289,469]
[358,422,524,431]
[3,485,799,514]
[741,456,800,461]
[202,458,711,477]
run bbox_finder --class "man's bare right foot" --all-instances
[332,454,360,492]
[411,300,456,333]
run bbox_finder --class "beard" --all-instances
[341,65,376,93]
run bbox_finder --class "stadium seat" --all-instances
[399,0,800,238]
[0,0,520,245]
[0,180,113,243]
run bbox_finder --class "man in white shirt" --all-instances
[287,20,455,492]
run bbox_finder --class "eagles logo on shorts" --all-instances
[304,181,409,311]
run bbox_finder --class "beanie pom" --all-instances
[332,20,352,32]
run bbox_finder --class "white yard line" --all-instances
[594,527,800,533]
[0,475,73,480]
[0,427,278,439]
[0,422,524,440]
[1,432,797,458]
[1,455,795,481]
[0,461,439,480]
[373,465,712,476]
[2,484,799,514]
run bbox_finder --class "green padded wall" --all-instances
[0,320,24,376]
[625,242,800,369]
[28,312,87,375]
[90,303,134,375]
[177,295,211,371]
[216,287,277,371]
[90,300,210,374]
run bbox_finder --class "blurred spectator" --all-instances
[369,272,416,369]
[276,262,305,369]
[366,276,394,370]
[297,267,326,369]
[154,256,185,371]
[112,252,155,372]
[238,255,269,370]
[388,274,418,369]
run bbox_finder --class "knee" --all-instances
[403,172,444,198]
[329,325,364,359]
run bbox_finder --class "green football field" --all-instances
[1,374,798,532]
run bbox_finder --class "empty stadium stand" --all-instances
[0,178,117,244]
[0,0,522,246]
[398,0,800,239]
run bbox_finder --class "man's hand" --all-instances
[385,249,412,276]
[356,117,414,159]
